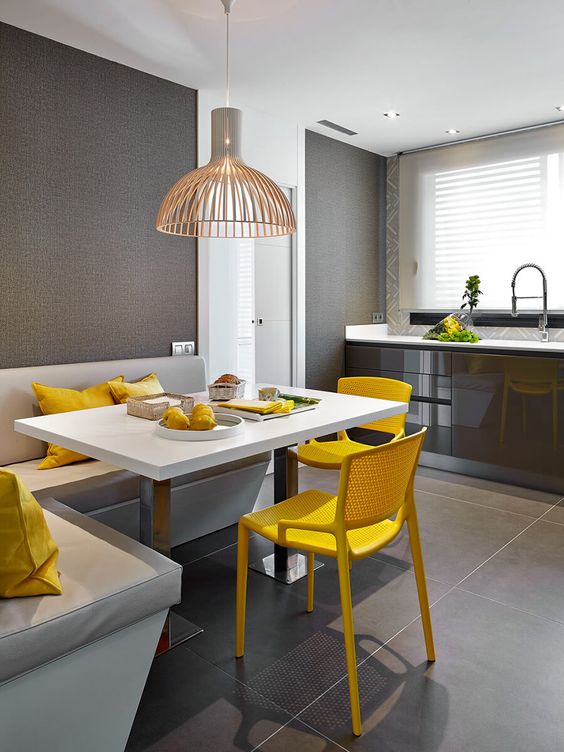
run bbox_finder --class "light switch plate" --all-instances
[372,312,385,323]
[172,341,195,356]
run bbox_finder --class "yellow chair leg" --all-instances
[235,522,249,658]
[337,548,362,736]
[500,379,509,444]
[307,552,314,613]
[407,510,436,662]
[553,387,558,450]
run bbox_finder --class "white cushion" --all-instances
[2,458,122,492]
[0,499,181,685]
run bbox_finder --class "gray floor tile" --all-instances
[372,490,533,585]
[541,497,564,525]
[178,538,447,717]
[256,719,348,751]
[173,523,239,565]
[245,562,448,716]
[299,589,564,752]
[126,645,292,752]
[461,519,564,623]
[416,465,560,517]
[135,466,564,751]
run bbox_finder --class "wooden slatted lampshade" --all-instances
[156,107,296,238]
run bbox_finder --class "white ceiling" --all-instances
[3,0,564,155]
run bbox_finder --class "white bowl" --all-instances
[155,412,244,441]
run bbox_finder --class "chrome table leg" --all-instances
[140,477,203,651]
[249,446,323,584]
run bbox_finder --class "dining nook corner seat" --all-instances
[0,355,270,545]
[0,497,182,752]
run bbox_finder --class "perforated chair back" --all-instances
[337,377,412,438]
[337,429,426,529]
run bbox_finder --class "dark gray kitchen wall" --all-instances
[305,130,386,391]
[0,23,197,368]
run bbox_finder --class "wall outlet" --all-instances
[172,341,195,356]
[372,312,385,323]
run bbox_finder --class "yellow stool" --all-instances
[235,428,434,737]
[295,376,413,470]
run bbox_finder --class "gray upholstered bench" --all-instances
[0,498,182,752]
[1,355,270,545]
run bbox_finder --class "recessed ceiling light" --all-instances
[445,129,460,135]
[383,111,400,119]
[556,105,564,112]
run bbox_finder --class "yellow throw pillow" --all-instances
[32,377,124,470]
[0,469,62,598]
[108,373,164,404]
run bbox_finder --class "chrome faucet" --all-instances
[511,263,549,342]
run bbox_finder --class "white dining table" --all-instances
[15,384,407,648]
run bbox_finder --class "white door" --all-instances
[254,187,293,386]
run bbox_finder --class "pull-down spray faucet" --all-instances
[511,263,549,342]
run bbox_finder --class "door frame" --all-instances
[276,182,302,388]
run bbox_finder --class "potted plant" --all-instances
[461,274,482,314]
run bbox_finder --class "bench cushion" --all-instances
[5,454,272,516]
[0,498,181,685]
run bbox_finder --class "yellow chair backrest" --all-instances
[504,356,558,386]
[338,376,412,437]
[337,429,426,529]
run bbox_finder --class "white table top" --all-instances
[15,385,407,482]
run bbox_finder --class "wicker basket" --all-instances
[208,380,246,401]
[126,392,195,420]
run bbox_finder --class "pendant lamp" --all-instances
[156,0,296,238]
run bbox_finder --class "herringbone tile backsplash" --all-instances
[385,156,564,343]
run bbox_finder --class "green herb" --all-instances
[278,393,321,406]
[437,330,479,343]
[461,275,483,313]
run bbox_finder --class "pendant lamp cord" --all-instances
[225,7,230,107]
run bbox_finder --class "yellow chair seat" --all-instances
[296,438,379,470]
[243,489,399,559]
[295,376,412,471]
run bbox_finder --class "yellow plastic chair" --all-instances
[295,376,413,470]
[235,429,434,737]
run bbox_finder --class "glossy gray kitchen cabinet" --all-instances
[451,352,564,480]
[345,343,564,489]
[345,345,451,376]
[345,344,452,455]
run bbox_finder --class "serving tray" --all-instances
[211,402,319,422]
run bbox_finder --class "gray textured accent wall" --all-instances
[0,23,197,368]
[305,130,386,391]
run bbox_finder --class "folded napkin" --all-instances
[271,399,295,414]
[218,399,294,415]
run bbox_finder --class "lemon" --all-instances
[190,414,218,431]
[192,403,214,417]
[163,406,190,430]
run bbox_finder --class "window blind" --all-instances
[235,239,255,384]
[399,125,564,311]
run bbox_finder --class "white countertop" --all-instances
[345,324,564,356]
[14,385,407,481]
